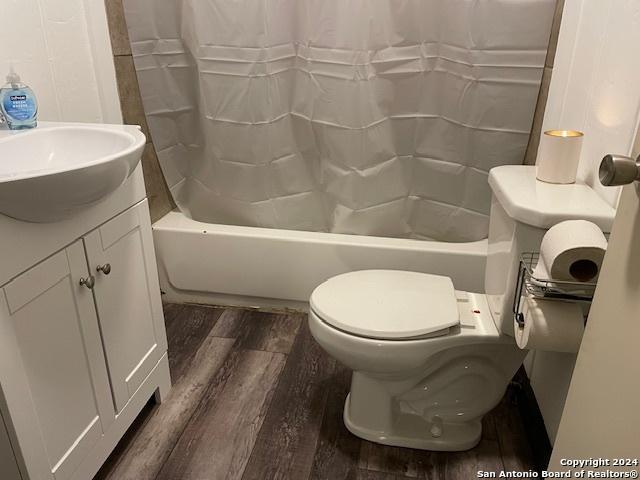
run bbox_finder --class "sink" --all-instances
[0,122,145,222]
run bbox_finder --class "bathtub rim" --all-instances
[152,210,488,310]
[154,210,489,250]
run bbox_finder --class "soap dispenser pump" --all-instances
[0,66,38,130]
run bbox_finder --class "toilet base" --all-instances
[343,393,482,452]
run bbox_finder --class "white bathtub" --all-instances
[153,211,488,310]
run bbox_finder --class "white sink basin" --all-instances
[0,122,145,222]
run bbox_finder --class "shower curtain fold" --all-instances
[123,0,555,242]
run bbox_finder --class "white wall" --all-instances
[540,0,640,207]
[0,0,120,124]
[531,0,640,445]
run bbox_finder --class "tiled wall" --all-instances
[524,0,565,165]
[0,0,106,123]
[104,0,175,222]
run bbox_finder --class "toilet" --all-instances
[308,165,615,452]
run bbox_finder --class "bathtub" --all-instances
[152,211,488,310]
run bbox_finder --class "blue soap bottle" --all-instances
[0,67,38,130]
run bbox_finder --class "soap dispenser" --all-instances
[0,67,37,130]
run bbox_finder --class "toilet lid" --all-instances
[310,270,459,340]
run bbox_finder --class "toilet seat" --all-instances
[310,270,459,340]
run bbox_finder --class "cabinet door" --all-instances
[84,200,168,412]
[0,241,113,480]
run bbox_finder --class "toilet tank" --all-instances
[484,166,616,337]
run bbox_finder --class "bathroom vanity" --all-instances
[0,123,170,480]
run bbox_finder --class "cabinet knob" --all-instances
[96,263,112,275]
[79,275,96,290]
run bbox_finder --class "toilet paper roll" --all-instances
[531,259,592,296]
[531,258,550,283]
[514,297,585,353]
[540,220,607,282]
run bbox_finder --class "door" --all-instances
[83,200,168,412]
[549,182,640,468]
[0,241,113,480]
[0,412,21,480]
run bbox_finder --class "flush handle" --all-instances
[79,275,96,290]
[96,263,111,275]
[599,154,640,186]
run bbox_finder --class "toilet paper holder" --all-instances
[513,252,597,329]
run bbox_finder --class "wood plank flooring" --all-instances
[95,304,536,480]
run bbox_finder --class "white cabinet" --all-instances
[0,199,170,480]
[84,203,167,412]
[0,242,114,480]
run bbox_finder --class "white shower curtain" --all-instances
[124,0,555,241]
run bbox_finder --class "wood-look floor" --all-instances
[95,304,536,480]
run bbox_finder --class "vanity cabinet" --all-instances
[0,199,170,480]
[0,241,114,480]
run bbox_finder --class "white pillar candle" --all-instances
[536,130,584,184]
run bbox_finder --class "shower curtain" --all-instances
[124,0,555,242]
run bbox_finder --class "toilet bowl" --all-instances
[308,269,526,451]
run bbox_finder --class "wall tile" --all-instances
[524,67,553,166]
[104,0,132,56]
[41,0,103,122]
[108,6,174,222]
[546,0,565,68]
[113,55,150,140]
[0,0,105,122]
[142,143,176,222]
[524,0,563,165]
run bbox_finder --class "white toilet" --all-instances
[308,165,615,452]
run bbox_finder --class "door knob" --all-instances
[79,275,96,289]
[96,263,111,275]
[599,154,640,186]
